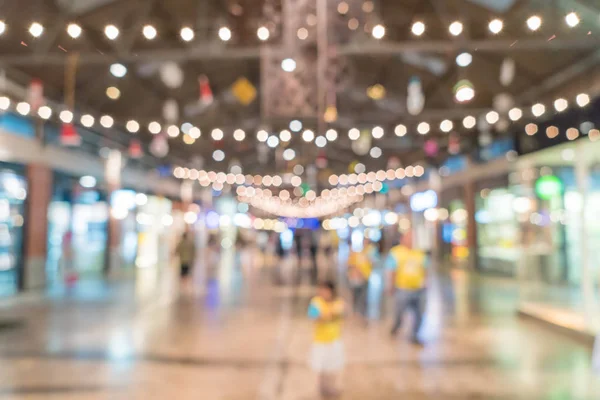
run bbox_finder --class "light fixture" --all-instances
[554,98,568,112]
[211,128,224,140]
[110,63,127,78]
[189,127,201,139]
[337,1,349,14]
[440,119,453,133]
[67,23,82,38]
[100,115,114,128]
[508,107,523,121]
[372,24,385,39]
[532,103,546,117]
[297,27,309,40]
[257,129,268,142]
[488,18,503,34]
[411,21,425,36]
[566,127,579,141]
[167,125,180,137]
[290,120,302,132]
[526,123,539,136]
[486,111,499,124]
[417,122,430,135]
[370,146,382,158]
[0,96,9,110]
[29,22,44,38]
[280,129,291,142]
[348,128,360,140]
[281,58,296,72]
[219,26,232,41]
[463,115,476,129]
[180,26,194,41]
[148,121,161,134]
[213,150,225,162]
[0,21,5,36]
[449,21,463,36]
[456,52,472,67]
[565,12,580,27]
[257,26,270,41]
[81,114,94,127]
[576,93,590,107]
[106,86,121,100]
[16,102,30,115]
[527,15,542,31]
[395,124,407,136]
[267,135,280,148]
[315,136,327,147]
[38,106,52,120]
[372,126,384,139]
[104,24,119,40]
[326,129,338,141]
[126,120,140,133]
[283,148,296,161]
[348,18,359,30]
[60,110,73,123]
[234,129,246,141]
[302,129,315,142]
[454,80,475,103]
[180,122,192,134]
[142,24,157,40]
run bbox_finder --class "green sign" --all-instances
[535,175,562,200]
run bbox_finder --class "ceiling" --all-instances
[0,0,599,180]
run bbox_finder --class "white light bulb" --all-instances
[370,146,382,158]
[81,114,94,127]
[109,63,127,78]
[104,24,119,40]
[0,96,9,110]
[315,136,327,147]
[576,93,590,107]
[455,86,475,102]
[449,21,463,36]
[234,129,246,141]
[440,119,453,133]
[348,128,360,140]
[29,22,44,38]
[281,58,296,72]
[508,107,523,121]
[148,121,161,134]
[213,150,225,162]
[38,106,52,120]
[488,19,503,34]
[60,110,73,123]
[527,15,542,31]
[257,129,269,142]
[257,26,270,41]
[326,129,338,141]
[463,115,476,129]
[267,135,280,148]
[395,124,407,136]
[0,21,6,36]
[100,115,114,128]
[372,126,384,139]
[532,103,546,117]
[219,26,232,41]
[180,26,194,42]
[16,102,30,115]
[554,98,568,112]
[167,125,180,137]
[372,24,385,39]
[283,148,296,161]
[565,12,580,27]
[302,129,315,142]
[66,23,82,38]
[486,111,500,124]
[211,128,224,140]
[456,52,472,67]
[412,21,425,36]
[290,120,302,132]
[280,129,291,142]
[142,24,157,40]
[126,120,140,133]
[189,127,201,139]
[417,122,430,135]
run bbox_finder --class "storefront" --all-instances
[439,186,468,267]
[135,195,172,269]
[0,164,27,297]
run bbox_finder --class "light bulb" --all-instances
[281,58,296,72]
[81,114,94,127]
[532,103,545,117]
[348,128,360,140]
[395,124,407,136]
[180,27,194,41]
[257,129,268,142]
[211,128,224,141]
[326,129,338,141]
[16,102,30,115]
[456,52,472,67]
[488,19,503,34]
[219,26,232,41]
[38,106,52,120]
[372,126,384,139]
[440,119,453,132]
[508,108,522,121]
[449,21,463,36]
[302,129,315,142]
[527,15,542,31]
[315,136,327,147]
[104,24,119,40]
[148,121,161,134]
[0,21,5,36]
[372,24,385,39]
[279,129,291,142]
[417,122,430,135]
[412,21,425,36]
[234,129,246,141]
[486,111,499,124]
[110,63,127,78]
[126,120,140,133]
[60,110,73,123]
[67,23,82,38]
[463,115,476,129]
[100,115,114,128]
[29,22,44,38]
[565,12,580,27]
[554,98,568,112]
[257,26,269,41]
[576,93,590,107]
[142,24,157,40]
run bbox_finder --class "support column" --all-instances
[104,150,122,275]
[22,164,52,290]
[464,180,477,270]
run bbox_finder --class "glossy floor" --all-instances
[0,250,598,399]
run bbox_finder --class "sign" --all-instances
[231,77,257,106]
[535,175,562,200]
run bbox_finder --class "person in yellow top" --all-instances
[308,280,345,397]
[386,232,428,345]
[347,238,378,320]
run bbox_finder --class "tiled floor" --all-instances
[0,250,598,399]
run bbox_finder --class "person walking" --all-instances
[386,232,428,345]
[308,280,346,398]
[347,238,377,322]
[176,231,196,291]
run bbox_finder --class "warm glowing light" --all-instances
[348,128,360,140]
[81,114,94,127]
[440,119,453,133]
[281,58,296,72]
[326,129,338,141]
[463,115,476,129]
[180,27,194,41]
[532,103,545,117]
[104,24,119,40]
[508,107,522,121]
[488,19,503,34]
[67,23,82,38]
[527,15,542,31]
[213,149,225,162]
[257,129,268,142]
[60,110,73,123]
[565,12,580,27]
[219,26,232,41]
[29,22,44,37]
[412,21,425,36]
[167,125,180,137]
[37,106,52,119]
[372,126,384,139]
[280,129,292,142]
[100,115,114,128]
[126,120,140,133]
[554,98,568,112]
[143,24,157,40]
[456,52,472,67]
[417,122,430,135]
[257,26,270,41]
[576,93,590,107]
[0,97,9,110]
[486,111,499,124]
[234,129,246,141]
[302,129,315,142]
[449,21,463,36]
[372,24,385,39]
[106,86,120,100]
[526,123,539,136]
[148,121,161,134]
[16,102,30,116]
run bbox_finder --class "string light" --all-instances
[281,58,296,72]
[372,24,385,39]
[554,98,568,112]
[283,148,296,161]
[219,26,232,41]
[315,136,327,147]
[234,129,246,141]
[180,27,194,41]
[417,122,430,135]
[0,21,5,36]
[0,97,9,110]
[576,93,590,107]
[440,119,453,133]
[302,129,315,142]
[488,19,503,34]
[100,115,114,128]
[213,150,225,162]
[148,121,161,134]
[189,127,201,139]
[29,22,44,37]
[16,102,30,116]
[60,110,73,123]
[395,124,407,136]
[267,135,280,148]
[349,128,360,140]
[126,120,140,133]
[110,63,127,78]
[81,114,94,127]
[456,52,472,67]
[66,23,82,38]
[508,107,523,121]
[290,120,302,132]
[532,103,546,117]
[297,27,309,40]
[565,12,580,27]
[142,24,157,40]
[411,21,425,36]
[527,15,542,31]
[280,129,292,142]
[257,129,268,142]
[106,86,120,100]
[370,147,382,158]
[167,125,180,137]
[326,129,338,141]
[372,126,384,139]
[38,106,52,120]
[104,24,119,40]
[211,128,224,141]
[449,21,463,36]
[257,26,270,41]
[485,111,499,124]
[463,115,476,129]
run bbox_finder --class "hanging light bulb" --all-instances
[29,22,44,37]
[532,103,546,117]
[142,24,157,40]
[527,15,542,31]
[488,19,503,34]
[180,26,195,41]
[565,12,580,27]
[148,121,161,134]
[126,120,140,133]
[411,21,425,36]
[66,23,82,38]
[100,115,114,128]
[218,26,232,41]
[448,21,463,36]
[257,26,270,41]
[104,24,119,40]
[463,115,476,129]
[0,21,6,36]
[372,24,385,39]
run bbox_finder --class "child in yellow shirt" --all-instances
[308,281,345,397]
